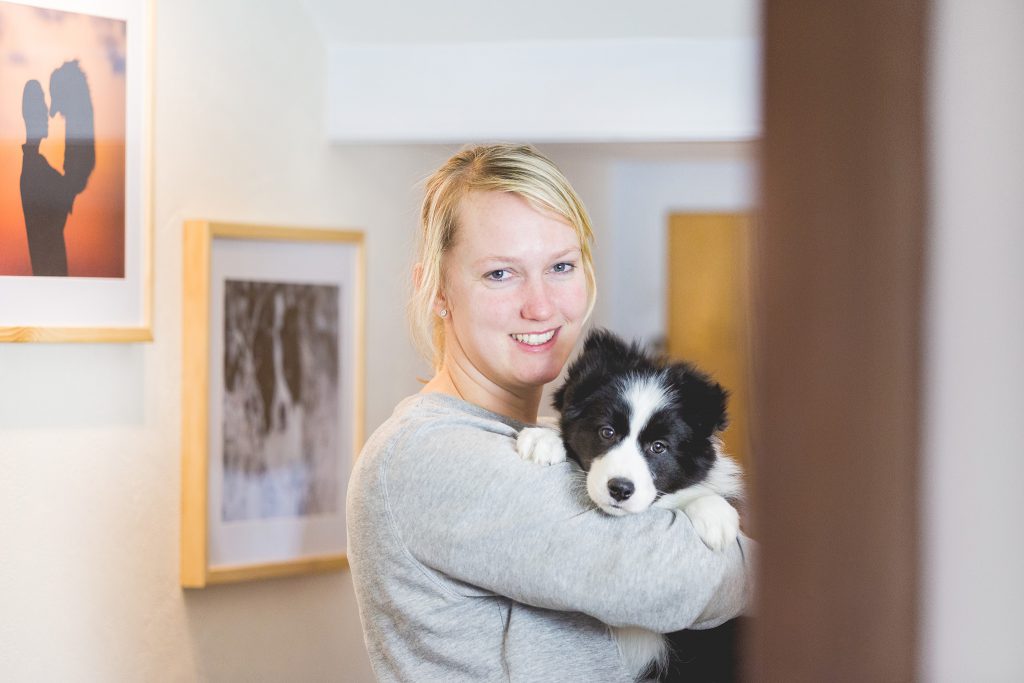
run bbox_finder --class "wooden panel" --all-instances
[750,1,925,680]
[667,213,753,472]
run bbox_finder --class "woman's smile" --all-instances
[512,327,561,352]
[439,190,589,394]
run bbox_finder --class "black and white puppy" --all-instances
[517,329,744,681]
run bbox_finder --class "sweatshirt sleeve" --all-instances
[380,418,753,634]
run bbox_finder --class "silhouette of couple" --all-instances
[20,60,95,277]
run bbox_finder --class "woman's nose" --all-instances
[521,279,554,320]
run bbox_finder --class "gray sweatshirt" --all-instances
[346,393,754,682]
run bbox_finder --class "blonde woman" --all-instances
[346,144,753,682]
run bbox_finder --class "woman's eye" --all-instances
[485,269,508,282]
[599,426,616,440]
[552,262,575,274]
[649,441,667,454]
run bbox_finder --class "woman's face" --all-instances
[440,190,589,393]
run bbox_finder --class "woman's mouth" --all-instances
[510,328,558,348]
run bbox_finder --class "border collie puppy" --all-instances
[517,329,744,682]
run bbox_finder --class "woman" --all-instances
[346,144,753,682]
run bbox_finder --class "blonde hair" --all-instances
[411,144,597,371]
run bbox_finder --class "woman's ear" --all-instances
[412,262,424,292]
[414,261,449,317]
[436,292,450,317]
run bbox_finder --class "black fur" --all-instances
[554,329,741,683]
[554,329,729,502]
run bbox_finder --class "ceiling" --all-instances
[299,0,758,45]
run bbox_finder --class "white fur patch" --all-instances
[624,375,671,440]
[587,377,670,516]
[515,426,567,466]
[613,625,668,681]
[705,440,744,500]
[684,495,740,551]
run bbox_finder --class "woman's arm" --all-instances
[382,420,753,633]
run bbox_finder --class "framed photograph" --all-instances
[0,0,153,342]
[181,221,365,587]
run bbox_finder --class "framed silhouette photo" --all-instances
[0,0,153,342]
[180,222,365,587]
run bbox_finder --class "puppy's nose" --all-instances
[607,478,635,502]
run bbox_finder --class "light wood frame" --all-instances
[0,0,154,343]
[181,221,365,587]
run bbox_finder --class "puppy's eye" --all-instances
[598,426,616,440]
[649,441,667,454]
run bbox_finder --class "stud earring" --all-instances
[439,308,448,318]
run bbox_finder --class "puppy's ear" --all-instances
[553,347,606,417]
[581,328,650,368]
[581,328,629,356]
[554,329,617,415]
[671,363,729,436]
[554,329,652,417]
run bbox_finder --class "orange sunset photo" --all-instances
[0,2,125,278]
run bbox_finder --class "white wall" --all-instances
[0,2,440,679]
[0,1,759,680]
[607,151,755,345]
[301,0,758,43]
[921,1,1024,680]
[324,39,760,143]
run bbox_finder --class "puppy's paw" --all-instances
[516,427,567,466]
[684,495,740,551]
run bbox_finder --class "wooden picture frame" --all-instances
[0,0,154,342]
[181,221,365,587]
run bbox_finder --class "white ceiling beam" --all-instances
[325,38,760,143]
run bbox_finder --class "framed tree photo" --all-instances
[0,0,154,342]
[181,221,365,587]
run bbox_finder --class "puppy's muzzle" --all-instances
[607,477,635,502]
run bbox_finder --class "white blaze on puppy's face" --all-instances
[586,377,671,515]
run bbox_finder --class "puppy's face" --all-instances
[555,331,727,516]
